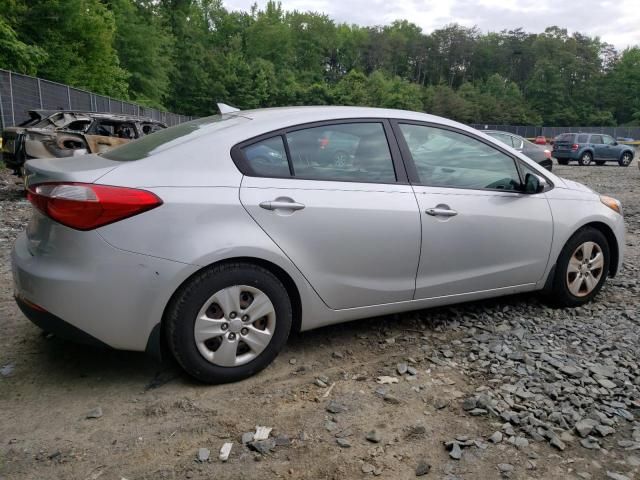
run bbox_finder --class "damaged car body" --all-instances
[2,110,166,175]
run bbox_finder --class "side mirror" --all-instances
[524,173,546,194]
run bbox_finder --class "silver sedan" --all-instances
[12,106,625,383]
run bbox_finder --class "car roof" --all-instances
[220,106,481,140]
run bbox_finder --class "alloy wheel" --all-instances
[621,152,633,166]
[193,285,276,367]
[566,241,604,297]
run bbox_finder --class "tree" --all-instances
[105,0,174,107]
[13,0,128,96]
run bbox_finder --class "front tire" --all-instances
[619,151,633,167]
[166,262,292,384]
[547,227,610,307]
[579,152,593,166]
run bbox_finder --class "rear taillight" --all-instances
[27,182,162,231]
[571,144,579,151]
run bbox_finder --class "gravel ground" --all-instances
[0,159,639,480]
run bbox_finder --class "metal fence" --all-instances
[0,69,193,130]
[470,124,640,140]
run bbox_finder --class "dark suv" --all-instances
[553,133,635,167]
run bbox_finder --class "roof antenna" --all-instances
[217,103,240,114]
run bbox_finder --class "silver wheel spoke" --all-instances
[243,326,273,354]
[194,315,226,343]
[243,292,274,320]
[216,286,241,317]
[582,242,594,261]
[590,252,604,271]
[568,276,583,296]
[213,337,239,367]
[583,274,597,292]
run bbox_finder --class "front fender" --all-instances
[540,192,624,287]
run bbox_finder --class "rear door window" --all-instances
[576,134,589,143]
[591,135,603,144]
[285,123,396,183]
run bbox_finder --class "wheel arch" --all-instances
[581,148,594,158]
[150,256,304,362]
[620,149,634,160]
[583,221,619,277]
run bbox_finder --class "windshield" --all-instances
[102,114,247,161]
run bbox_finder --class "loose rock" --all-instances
[415,460,431,476]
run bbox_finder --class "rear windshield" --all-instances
[556,133,575,142]
[102,114,246,161]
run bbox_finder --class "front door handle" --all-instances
[259,199,306,211]
[425,207,458,217]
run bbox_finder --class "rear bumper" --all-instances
[552,152,578,160]
[11,228,199,351]
[15,295,109,348]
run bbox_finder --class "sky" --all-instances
[223,0,640,50]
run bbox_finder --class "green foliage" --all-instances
[105,0,174,108]
[0,0,638,125]
[4,0,129,96]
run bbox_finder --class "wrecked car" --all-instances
[1,110,166,175]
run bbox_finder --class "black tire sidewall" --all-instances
[552,228,610,307]
[167,264,292,384]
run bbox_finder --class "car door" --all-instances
[602,135,618,159]
[590,135,606,160]
[393,121,553,299]
[236,120,422,310]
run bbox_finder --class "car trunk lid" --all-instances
[24,154,123,186]
[553,134,576,152]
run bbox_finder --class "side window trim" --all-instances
[231,118,408,184]
[390,119,528,193]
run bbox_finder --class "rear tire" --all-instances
[546,227,610,308]
[166,262,292,384]
[619,151,633,167]
[578,152,593,166]
[557,159,569,165]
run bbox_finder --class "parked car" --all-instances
[552,133,635,166]
[13,106,624,384]
[534,136,547,145]
[1,110,166,175]
[484,130,553,171]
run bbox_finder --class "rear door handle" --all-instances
[425,207,458,217]
[259,199,305,211]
